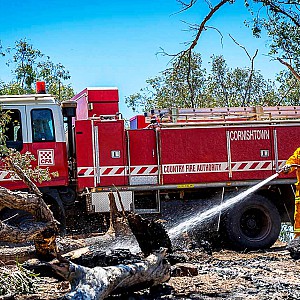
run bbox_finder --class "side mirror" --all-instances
[61,100,77,118]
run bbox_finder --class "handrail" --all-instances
[147,105,300,124]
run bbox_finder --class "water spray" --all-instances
[168,169,286,241]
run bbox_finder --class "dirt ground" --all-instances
[168,244,300,300]
[3,240,300,300]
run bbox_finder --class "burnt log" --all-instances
[171,262,198,277]
[0,186,58,260]
[0,220,52,243]
[51,248,170,300]
[22,192,172,298]
[0,187,55,223]
[287,236,300,259]
[0,158,59,260]
[127,213,172,256]
[60,194,172,260]
[25,249,144,280]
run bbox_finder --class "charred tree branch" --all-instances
[0,221,52,243]
[0,158,59,260]
[0,186,58,259]
[51,248,170,300]
[0,187,56,223]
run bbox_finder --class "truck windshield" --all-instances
[31,109,55,142]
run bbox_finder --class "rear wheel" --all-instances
[223,195,281,250]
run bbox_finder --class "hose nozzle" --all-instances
[278,164,300,174]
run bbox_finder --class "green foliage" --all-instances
[3,149,59,183]
[206,55,278,107]
[0,39,74,102]
[0,262,40,296]
[126,52,280,112]
[0,109,12,150]
[0,40,63,186]
[7,39,43,91]
[0,81,27,95]
[126,52,208,112]
[246,0,300,77]
[276,70,300,105]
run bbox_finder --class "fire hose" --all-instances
[278,164,300,174]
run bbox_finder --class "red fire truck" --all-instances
[0,83,298,250]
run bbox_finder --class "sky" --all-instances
[0,0,284,119]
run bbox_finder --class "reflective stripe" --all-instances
[78,160,283,177]
[0,171,20,181]
[77,165,158,177]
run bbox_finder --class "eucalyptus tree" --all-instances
[175,0,300,87]
[0,39,74,101]
[125,52,208,112]
[126,53,278,112]
[206,55,279,107]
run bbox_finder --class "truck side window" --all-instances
[4,109,23,151]
[31,109,55,142]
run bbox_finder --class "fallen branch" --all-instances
[51,248,170,300]
[0,221,52,243]
[0,187,56,223]
[0,158,59,260]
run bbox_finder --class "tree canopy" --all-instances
[0,39,74,102]
[126,52,280,112]
[175,0,300,74]
[127,0,300,112]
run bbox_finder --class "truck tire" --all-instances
[224,195,281,250]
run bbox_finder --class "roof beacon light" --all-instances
[36,81,46,94]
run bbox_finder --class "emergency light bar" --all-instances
[36,81,46,94]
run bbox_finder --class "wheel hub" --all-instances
[241,209,270,238]
[246,217,257,229]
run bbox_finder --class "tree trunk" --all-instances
[0,187,58,260]
[0,158,59,260]
[51,248,170,300]
[0,220,51,243]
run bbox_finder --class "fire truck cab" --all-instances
[0,94,68,190]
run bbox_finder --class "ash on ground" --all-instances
[8,241,300,300]
[106,242,300,300]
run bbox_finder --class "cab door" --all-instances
[26,105,69,187]
[0,106,30,190]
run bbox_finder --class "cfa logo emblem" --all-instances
[38,149,55,166]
